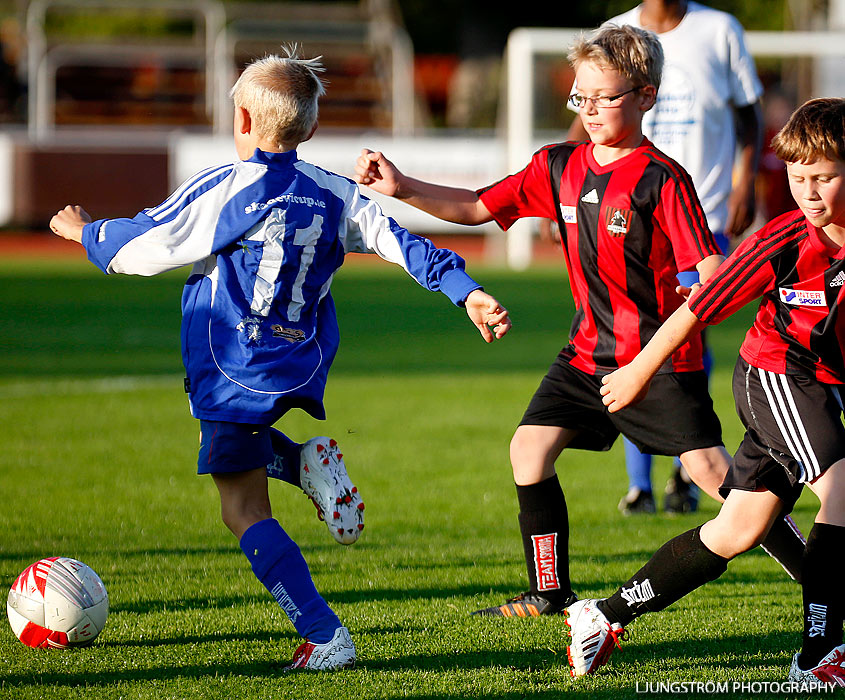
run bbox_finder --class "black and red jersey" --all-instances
[478,139,719,374]
[690,210,845,384]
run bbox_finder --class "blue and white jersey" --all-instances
[81,148,481,423]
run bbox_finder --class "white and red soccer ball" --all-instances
[6,557,108,649]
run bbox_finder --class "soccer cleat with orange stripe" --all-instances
[300,437,364,545]
[471,591,577,617]
[565,598,626,677]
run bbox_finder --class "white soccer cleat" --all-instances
[788,645,845,687]
[565,598,626,677]
[300,437,364,545]
[284,626,356,671]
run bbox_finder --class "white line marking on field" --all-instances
[0,375,184,399]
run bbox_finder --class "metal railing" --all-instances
[24,0,414,140]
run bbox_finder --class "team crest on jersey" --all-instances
[560,205,577,224]
[778,287,827,307]
[236,316,263,343]
[272,325,306,343]
[604,207,633,237]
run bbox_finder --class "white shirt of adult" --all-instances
[572,2,763,233]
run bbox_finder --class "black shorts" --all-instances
[724,357,845,508]
[520,348,723,455]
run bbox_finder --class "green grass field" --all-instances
[0,254,819,699]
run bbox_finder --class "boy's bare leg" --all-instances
[682,446,804,581]
[510,424,575,485]
[678,445,730,501]
[809,459,845,527]
[699,489,785,557]
[213,468,272,539]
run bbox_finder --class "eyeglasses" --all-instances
[568,86,641,109]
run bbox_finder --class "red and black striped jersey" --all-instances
[478,139,720,374]
[689,209,845,384]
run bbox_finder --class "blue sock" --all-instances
[624,437,653,492]
[266,429,301,488]
[240,518,341,643]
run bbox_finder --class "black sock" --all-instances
[760,515,805,583]
[599,526,728,627]
[516,475,572,604]
[798,523,845,669]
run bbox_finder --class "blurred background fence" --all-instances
[0,0,844,265]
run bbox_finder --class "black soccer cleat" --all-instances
[664,468,699,514]
[472,591,578,617]
[618,487,656,515]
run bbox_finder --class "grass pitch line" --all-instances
[0,374,184,399]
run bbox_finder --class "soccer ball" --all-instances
[6,557,109,649]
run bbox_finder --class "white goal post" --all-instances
[504,28,845,269]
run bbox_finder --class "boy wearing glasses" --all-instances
[569,0,764,518]
[353,24,803,618]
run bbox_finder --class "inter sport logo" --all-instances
[778,288,826,307]
[560,205,577,224]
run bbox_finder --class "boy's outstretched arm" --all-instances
[696,253,726,283]
[354,148,493,226]
[600,302,706,412]
[50,205,91,244]
[464,289,511,342]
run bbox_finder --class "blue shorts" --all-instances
[197,420,274,475]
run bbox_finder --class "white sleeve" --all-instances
[340,185,480,305]
[725,15,763,107]
[82,164,257,275]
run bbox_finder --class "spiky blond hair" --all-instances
[230,44,326,147]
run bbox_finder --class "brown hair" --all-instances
[772,97,845,164]
[568,24,663,91]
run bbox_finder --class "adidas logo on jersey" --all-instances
[831,271,845,287]
[581,189,599,204]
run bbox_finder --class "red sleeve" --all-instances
[652,163,721,272]
[477,147,557,230]
[688,232,775,325]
